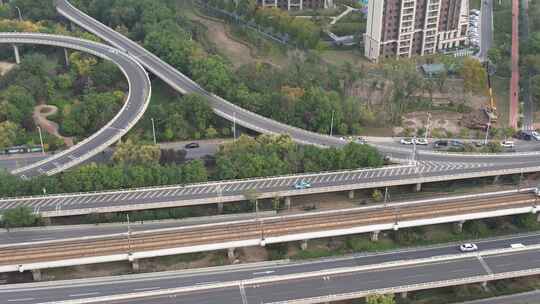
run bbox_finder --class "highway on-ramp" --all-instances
[1,33,151,179]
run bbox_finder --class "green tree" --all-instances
[366,294,395,304]
[2,206,40,229]
[112,139,161,165]
[0,121,20,147]
[460,57,487,94]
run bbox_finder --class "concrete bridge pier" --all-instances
[131,259,140,272]
[31,269,42,281]
[300,240,308,251]
[414,183,422,192]
[285,197,292,210]
[493,175,500,184]
[536,212,540,222]
[401,291,408,299]
[64,48,70,67]
[371,230,380,242]
[227,248,236,260]
[348,190,355,199]
[454,220,465,233]
[481,281,488,291]
[217,202,224,213]
[12,45,20,64]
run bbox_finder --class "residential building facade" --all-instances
[364,0,469,61]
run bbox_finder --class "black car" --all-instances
[434,140,448,148]
[514,131,532,141]
[184,142,200,149]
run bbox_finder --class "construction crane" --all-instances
[483,62,498,123]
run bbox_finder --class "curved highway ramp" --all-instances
[1,33,151,179]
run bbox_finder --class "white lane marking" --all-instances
[69,292,100,297]
[31,237,53,241]
[133,287,161,292]
[171,188,183,196]
[253,270,275,275]
[7,298,35,302]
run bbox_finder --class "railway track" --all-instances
[0,193,536,266]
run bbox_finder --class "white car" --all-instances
[500,140,515,148]
[400,138,413,145]
[414,138,429,145]
[459,243,478,252]
[531,131,540,141]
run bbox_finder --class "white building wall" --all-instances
[364,0,385,61]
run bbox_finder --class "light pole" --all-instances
[14,6,22,22]
[329,110,335,136]
[484,115,491,145]
[126,214,132,254]
[383,186,389,206]
[425,113,431,141]
[233,112,237,141]
[150,118,156,145]
[37,126,45,155]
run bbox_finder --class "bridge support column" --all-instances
[536,213,540,222]
[12,45,20,64]
[285,197,291,210]
[371,230,380,242]
[481,281,488,291]
[300,240,308,251]
[227,248,235,260]
[348,190,355,199]
[401,291,408,299]
[31,269,42,281]
[414,183,422,192]
[131,259,140,272]
[217,202,224,214]
[64,48,70,67]
[454,220,465,233]
[493,175,500,184]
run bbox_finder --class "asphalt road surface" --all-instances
[0,33,150,179]
[479,0,494,61]
[1,233,540,303]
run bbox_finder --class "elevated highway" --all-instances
[1,159,538,217]
[0,189,538,273]
[2,232,540,303]
[0,33,151,179]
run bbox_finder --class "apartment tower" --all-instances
[364,0,469,61]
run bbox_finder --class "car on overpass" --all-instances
[400,138,414,145]
[293,180,312,190]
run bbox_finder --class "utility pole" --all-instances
[329,110,335,136]
[37,126,45,155]
[150,118,156,145]
[412,135,417,165]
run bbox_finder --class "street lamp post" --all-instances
[425,113,431,141]
[329,110,335,136]
[150,118,156,145]
[484,116,492,145]
[14,6,22,22]
[126,214,132,254]
[37,126,45,155]
[233,112,237,141]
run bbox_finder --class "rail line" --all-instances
[0,193,536,267]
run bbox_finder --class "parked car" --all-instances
[184,142,200,149]
[414,138,429,145]
[400,138,414,145]
[459,243,478,252]
[449,140,464,147]
[355,137,367,145]
[500,140,515,148]
[293,180,312,190]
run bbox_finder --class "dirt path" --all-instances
[33,105,74,147]
[189,13,256,68]
[0,61,15,76]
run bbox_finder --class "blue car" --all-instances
[293,180,312,189]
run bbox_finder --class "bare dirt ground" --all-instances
[0,61,15,76]
[396,111,464,136]
[33,105,74,147]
